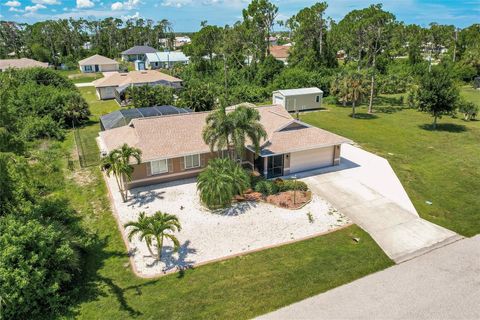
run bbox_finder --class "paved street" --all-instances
[259,235,480,320]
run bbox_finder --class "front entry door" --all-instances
[267,155,284,178]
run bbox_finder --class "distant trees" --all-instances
[125,85,175,108]
[416,67,459,128]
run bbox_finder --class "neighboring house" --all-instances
[121,46,157,62]
[174,36,191,49]
[145,51,189,69]
[92,70,183,102]
[78,54,119,73]
[272,87,323,112]
[0,58,48,72]
[98,105,350,189]
[100,105,192,131]
[269,45,290,65]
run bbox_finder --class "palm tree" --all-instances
[202,104,266,161]
[203,104,232,158]
[102,143,142,201]
[197,158,250,209]
[124,211,181,261]
[230,105,267,159]
[347,72,367,118]
[331,73,349,107]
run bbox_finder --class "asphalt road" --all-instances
[258,235,480,320]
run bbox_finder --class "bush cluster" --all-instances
[254,178,309,195]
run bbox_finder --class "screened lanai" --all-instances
[99,105,192,131]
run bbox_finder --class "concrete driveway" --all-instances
[258,235,480,320]
[287,144,461,263]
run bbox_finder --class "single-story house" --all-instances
[269,45,290,65]
[272,87,323,112]
[92,70,183,102]
[145,51,190,69]
[98,105,350,189]
[121,46,157,62]
[78,54,119,73]
[0,58,48,72]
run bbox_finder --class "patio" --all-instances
[104,175,350,277]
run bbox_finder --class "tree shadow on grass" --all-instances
[419,123,468,133]
[350,113,378,120]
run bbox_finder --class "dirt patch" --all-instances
[266,191,312,210]
[69,169,94,186]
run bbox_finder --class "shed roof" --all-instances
[78,54,118,66]
[121,46,157,55]
[275,87,323,96]
[145,51,189,63]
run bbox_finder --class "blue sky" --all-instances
[1,0,479,31]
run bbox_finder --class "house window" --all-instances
[316,95,320,103]
[184,154,200,169]
[151,159,168,175]
[84,65,93,72]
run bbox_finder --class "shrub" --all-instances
[275,179,308,192]
[254,180,278,196]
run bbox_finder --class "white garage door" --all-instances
[289,147,334,173]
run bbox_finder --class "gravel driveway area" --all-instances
[104,175,350,277]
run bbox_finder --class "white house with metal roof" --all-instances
[272,87,323,112]
[145,51,190,69]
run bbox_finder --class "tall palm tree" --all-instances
[124,211,181,261]
[347,72,367,118]
[202,104,266,161]
[230,105,267,159]
[202,104,232,157]
[102,143,142,201]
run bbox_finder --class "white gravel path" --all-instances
[105,175,349,277]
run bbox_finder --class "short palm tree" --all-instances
[197,158,250,209]
[102,143,142,201]
[124,211,182,261]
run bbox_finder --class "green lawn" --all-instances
[55,69,104,83]
[301,87,480,236]
[61,88,393,319]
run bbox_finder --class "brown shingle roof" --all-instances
[269,45,290,59]
[99,105,350,162]
[93,70,182,88]
[0,58,48,70]
[78,54,119,66]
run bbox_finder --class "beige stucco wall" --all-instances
[97,86,116,100]
[284,93,322,111]
[99,64,119,72]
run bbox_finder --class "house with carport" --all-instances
[98,105,350,189]
[78,54,119,73]
[145,51,189,69]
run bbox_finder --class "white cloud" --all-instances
[76,0,94,8]
[122,11,140,20]
[111,0,140,10]
[32,0,60,5]
[161,0,191,7]
[25,3,46,12]
[5,0,21,7]
[9,6,23,11]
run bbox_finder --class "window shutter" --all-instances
[179,157,185,171]
[146,162,152,176]
[168,159,173,173]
